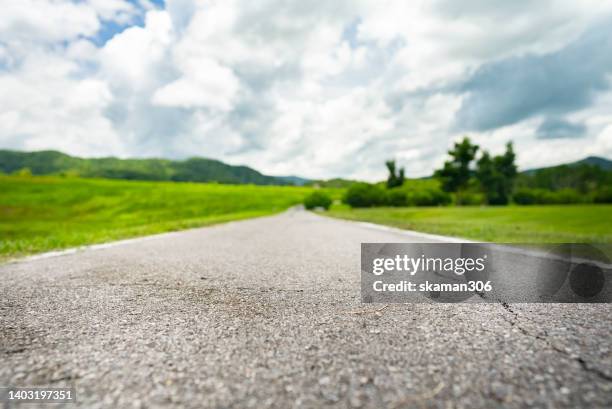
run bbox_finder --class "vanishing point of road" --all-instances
[1,209,611,408]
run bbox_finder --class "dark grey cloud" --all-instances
[455,17,612,131]
[536,117,586,139]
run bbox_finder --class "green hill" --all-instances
[573,156,612,170]
[0,150,291,185]
[522,156,612,174]
[518,156,612,192]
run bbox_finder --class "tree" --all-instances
[476,142,518,205]
[476,152,505,205]
[386,160,405,188]
[495,142,517,181]
[435,137,479,198]
[495,142,518,201]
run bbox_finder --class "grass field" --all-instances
[2,175,609,260]
[323,204,612,243]
[0,176,321,260]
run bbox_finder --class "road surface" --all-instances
[1,209,611,408]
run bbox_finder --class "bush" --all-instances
[343,183,387,207]
[343,179,453,208]
[513,188,542,205]
[387,188,408,206]
[406,189,452,206]
[593,187,612,203]
[543,188,583,204]
[513,188,585,205]
[304,191,332,210]
[344,180,451,208]
[401,179,452,207]
[455,191,484,206]
[487,193,509,205]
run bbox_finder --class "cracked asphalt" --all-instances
[1,209,611,408]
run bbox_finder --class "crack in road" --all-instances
[500,302,612,382]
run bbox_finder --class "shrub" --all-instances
[387,188,408,206]
[455,191,484,206]
[594,187,612,203]
[304,191,332,210]
[406,189,452,206]
[432,190,453,206]
[542,188,583,204]
[344,179,451,208]
[513,188,542,205]
[513,188,585,205]
[343,183,387,207]
[487,192,509,205]
[384,179,451,207]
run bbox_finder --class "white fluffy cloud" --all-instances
[1,0,612,179]
[0,0,139,48]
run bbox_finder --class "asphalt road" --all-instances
[1,209,611,408]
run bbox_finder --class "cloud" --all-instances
[455,17,612,131]
[0,0,611,180]
[151,61,239,110]
[0,52,121,156]
[536,118,587,139]
[0,0,139,48]
[0,1,100,45]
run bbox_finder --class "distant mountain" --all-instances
[275,175,311,186]
[573,156,612,170]
[522,156,612,174]
[518,155,612,192]
[306,178,359,188]
[0,150,300,185]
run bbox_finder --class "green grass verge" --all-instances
[322,204,612,243]
[0,175,328,260]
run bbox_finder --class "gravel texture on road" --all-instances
[1,209,611,408]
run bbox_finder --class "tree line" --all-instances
[335,137,612,208]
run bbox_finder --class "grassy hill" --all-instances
[0,150,290,185]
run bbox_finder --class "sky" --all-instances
[1,0,612,180]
